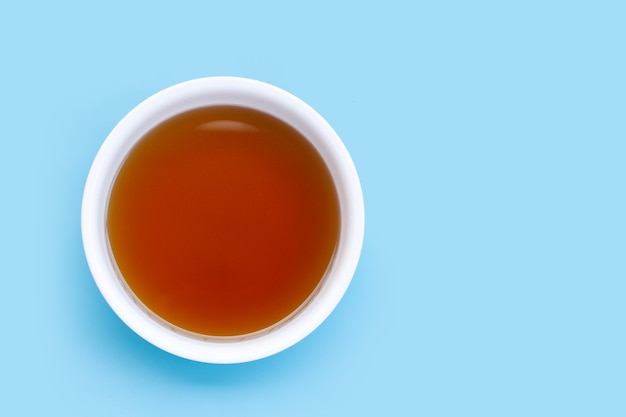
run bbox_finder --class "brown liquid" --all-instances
[107,106,340,336]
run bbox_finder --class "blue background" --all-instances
[1,1,624,415]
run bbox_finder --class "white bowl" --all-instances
[81,77,364,363]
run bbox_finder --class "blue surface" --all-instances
[1,1,625,415]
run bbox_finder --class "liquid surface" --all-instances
[107,106,340,336]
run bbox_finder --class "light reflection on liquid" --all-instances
[196,120,259,133]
